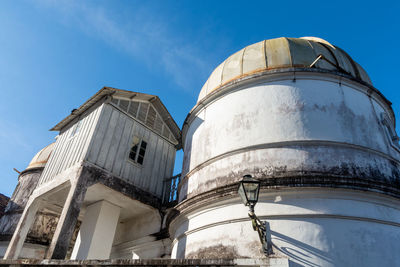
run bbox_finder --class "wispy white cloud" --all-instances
[32,0,212,91]
[0,118,32,152]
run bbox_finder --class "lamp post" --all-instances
[238,175,272,256]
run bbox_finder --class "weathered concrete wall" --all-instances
[0,170,58,245]
[111,210,166,259]
[173,72,400,266]
[1,170,42,229]
[6,161,166,260]
[113,211,161,245]
[180,75,399,201]
[0,167,82,259]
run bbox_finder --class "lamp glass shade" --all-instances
[238,176,260,206]
[238,183,248,205]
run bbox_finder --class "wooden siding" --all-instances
[85,104,176,197]
[110,97,178,145]
[38,105,104,186]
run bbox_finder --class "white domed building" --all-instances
[1,37,400,267]
[170,37,400,266]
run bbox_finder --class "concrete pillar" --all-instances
[45,180,87,259]
[71,200,121,260]
[3,199,41,259]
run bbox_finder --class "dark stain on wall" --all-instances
[186,245,239,259]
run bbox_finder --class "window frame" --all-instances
[128,136,148,166]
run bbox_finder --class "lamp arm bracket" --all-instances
[248,210,273,256]
[248,212,266,232]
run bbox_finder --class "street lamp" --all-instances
[238,175,272,256]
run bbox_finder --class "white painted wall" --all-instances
[184,77,395,173]
[110,210,166,259]
[170,189,400,266]
[71,200,121,260]
[180,75,400,200]
[174,73,400,266]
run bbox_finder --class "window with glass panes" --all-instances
[129,136,147,165]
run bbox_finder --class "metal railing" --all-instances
[163,174,181,206]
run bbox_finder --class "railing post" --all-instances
[162,174,181,206]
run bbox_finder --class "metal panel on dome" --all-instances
[338,47,364,80]
[287,38,315,67]
[207,62,224,94]
[309,42,337,71]
[355,62,372,84]
[196,37,376,104]
[221,49,244,84]
[242,41,266,75]
[265,38,291,69]
[197,79,209,102]
[321,45,351,76]
[332,46,357,77]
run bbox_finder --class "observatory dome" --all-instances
[173,36,400,264]
[26,142,54,170]
[198,37,372,102]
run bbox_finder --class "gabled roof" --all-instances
[50,87,181,146]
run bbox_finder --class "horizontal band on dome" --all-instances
[181,139,400,183]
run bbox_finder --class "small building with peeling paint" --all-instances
[1,37,400,267]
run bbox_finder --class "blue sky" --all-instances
[1,0,399,197]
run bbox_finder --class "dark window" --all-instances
[137,141,147,164]
[129,144,139,161]
[129,136,147,165]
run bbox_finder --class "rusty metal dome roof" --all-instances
[197,37,372,102]
[26,142,55,170]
